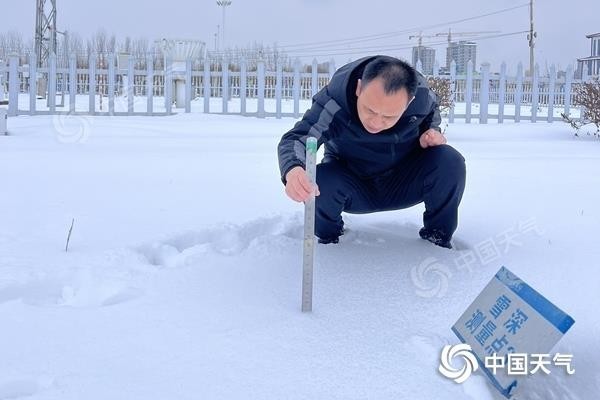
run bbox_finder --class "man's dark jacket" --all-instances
[277,55,442,183]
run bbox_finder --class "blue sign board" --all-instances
[452,266,575,398]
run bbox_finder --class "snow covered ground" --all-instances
[1,110,599,399]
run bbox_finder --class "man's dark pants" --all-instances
[315,145,466,242]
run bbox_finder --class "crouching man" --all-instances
[277,55,466,249]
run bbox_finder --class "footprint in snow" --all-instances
[0,377,53,400]
[0,279,142,308]
[137,214,473,269]
[138,214,303,267]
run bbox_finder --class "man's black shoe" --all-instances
[317,227,344,245]
[419,227,452,249]
[318,236,340,245]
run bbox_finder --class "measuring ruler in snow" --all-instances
[302,137,318,312]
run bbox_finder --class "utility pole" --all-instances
[216,0,232,51]
[527,0,537,76]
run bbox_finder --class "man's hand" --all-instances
[285,166,320,202]
[419,128,447,148]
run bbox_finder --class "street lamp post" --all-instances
[216,0,232,51]
[216,24,220,51]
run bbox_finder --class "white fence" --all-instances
[0,54,591,123]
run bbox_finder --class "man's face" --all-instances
[355,78,413,134]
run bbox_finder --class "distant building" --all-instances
[446,41,476,74]
[577,32,600,77]
[411,46,435,75]
[438,66,450,76]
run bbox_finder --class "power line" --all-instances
[274,3,529,51]
[206,30,529,58]
[285,31,530,58]
[288,31,528,54]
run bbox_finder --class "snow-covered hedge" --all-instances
[427,77,454,114]
[562,77,600,138]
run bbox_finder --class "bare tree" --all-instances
[131,37,149,68]
[207,41,292,72]
[120,36,132,54]
[0,31,25,61]
[107,34,116,54]
[63,32,86,67]
[2,31,298,74]
[94,29,107,54]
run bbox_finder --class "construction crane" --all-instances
[435,29,501,45]
[408,31,441,48]
[408,32,441,70]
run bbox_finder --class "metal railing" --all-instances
[0,54,592,122]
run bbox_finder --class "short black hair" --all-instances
[361,56,418,96]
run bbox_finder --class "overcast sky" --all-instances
[4,0,599,72]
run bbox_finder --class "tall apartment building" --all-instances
[411,46,435,75]
[446,41,476,74]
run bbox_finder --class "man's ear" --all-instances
[355,79,362,97]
